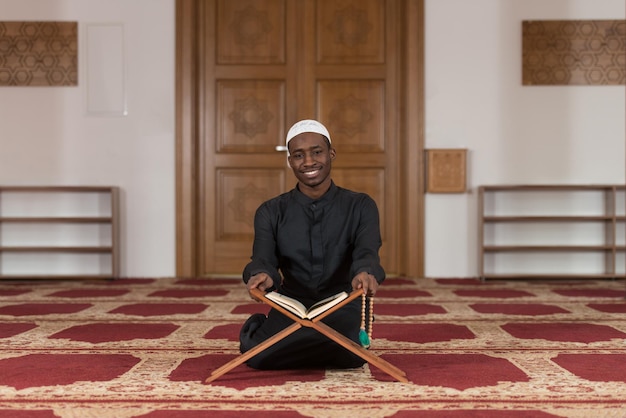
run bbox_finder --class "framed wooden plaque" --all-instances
[426,149,467,193]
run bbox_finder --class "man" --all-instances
[239,119,385,370]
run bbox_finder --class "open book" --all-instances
[264,291,349,319]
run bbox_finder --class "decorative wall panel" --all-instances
[523,20,626,85]
[426,149,467,193]
[317,0,385,64]
[217,169,285,239]
[0,21,77,86]
[216,80,285,152]
[217,0,285,64]
[317,80,385,152]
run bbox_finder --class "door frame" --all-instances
[175,0,425,278]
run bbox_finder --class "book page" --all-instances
[264,292,307,318]
[265,291,349,319]
[306,292,349,319]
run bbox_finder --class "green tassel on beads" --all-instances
[359,328,370,349]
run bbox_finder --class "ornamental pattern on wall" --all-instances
[522,20,626,86]
[0,21,78,86]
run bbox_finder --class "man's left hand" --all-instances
[351,272,378,296]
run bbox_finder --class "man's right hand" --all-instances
[246,273,274,301]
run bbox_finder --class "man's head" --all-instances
[286,119,331,155]
[286,119,336,197]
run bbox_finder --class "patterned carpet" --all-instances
[0,277,625,417]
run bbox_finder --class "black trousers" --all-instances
[239,299,365,370]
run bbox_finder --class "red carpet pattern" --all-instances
[0,277,625,417]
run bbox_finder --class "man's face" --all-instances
[287,132,335,191]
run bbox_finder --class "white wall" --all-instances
[0,0,176,276]
[0,0,623,278]
[424,0,626,277]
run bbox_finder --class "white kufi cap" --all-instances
[286,119,331,149]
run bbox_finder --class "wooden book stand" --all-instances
[205,288,408,383]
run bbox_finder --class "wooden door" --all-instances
[176,0,425,277]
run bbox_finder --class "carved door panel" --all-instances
[198,0,411,275]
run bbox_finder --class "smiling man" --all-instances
[239,119,385,370]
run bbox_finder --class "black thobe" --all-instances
[240,182,385,369]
